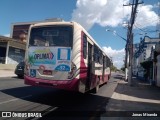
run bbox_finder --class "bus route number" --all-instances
[60,66,65,71]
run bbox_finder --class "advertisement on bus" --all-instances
[28,47,71,72]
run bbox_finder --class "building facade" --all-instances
[0,36,26,64]
[10,18,64,42]
[0,18,63,66]
[153,42,160,86]
[133,36,160,79]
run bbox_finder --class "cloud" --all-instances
[102,46,125,69]
[3,34,10,37]
[153,2,160,8]
[72,0,158,30]
[135,4,159,28]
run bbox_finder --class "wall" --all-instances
[7,46,25,64]
[134,37,160,79]
[157,55,160,87]
[0,64,16,70]
[0,42,7,63]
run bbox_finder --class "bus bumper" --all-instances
[24,75,79,91]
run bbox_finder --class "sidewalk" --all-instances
[0,69,16,77]
[104,75,160,118]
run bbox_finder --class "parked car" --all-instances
[15,61,25,78]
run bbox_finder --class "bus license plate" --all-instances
[43,70,52,75]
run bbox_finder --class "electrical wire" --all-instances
[134,24,158,33]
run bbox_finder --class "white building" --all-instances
[133,36,160,79]
[152,42,160,87]
[132,43,140,75]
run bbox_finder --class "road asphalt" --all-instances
[0,70,160,119]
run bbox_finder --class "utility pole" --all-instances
[124,23,129,81]
[124,0,143,85]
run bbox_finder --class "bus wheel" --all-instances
[93,81,99,93]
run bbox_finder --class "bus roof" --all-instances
[30,21,74,28]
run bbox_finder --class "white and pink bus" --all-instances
[24,21,111,93]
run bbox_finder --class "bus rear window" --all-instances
[29,26,73,47]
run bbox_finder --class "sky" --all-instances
[0,0,159,69]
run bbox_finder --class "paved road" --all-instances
[0,72,122,120]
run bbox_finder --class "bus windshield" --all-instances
[29,26,73,47]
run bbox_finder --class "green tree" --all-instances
[110,65,117,72]
[121,66,125,72]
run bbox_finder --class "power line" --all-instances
[134,24,158,33]
[135,18,159,25]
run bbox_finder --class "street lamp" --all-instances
[106,29,129,81]
[106,29,127,42]
[107,28,146,85]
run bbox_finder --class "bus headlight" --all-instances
[68,62,77,79]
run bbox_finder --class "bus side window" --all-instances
[104,56,106,67]
[107,58,111,67]
[99,51,103,65]
[106,57,109,67]
[94,45,99,63]
[83,34,87,59]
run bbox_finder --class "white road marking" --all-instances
[0,95,32,105]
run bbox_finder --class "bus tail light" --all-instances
[68,62,77,79]
[27,66,29,70]
[26,64,30,70]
